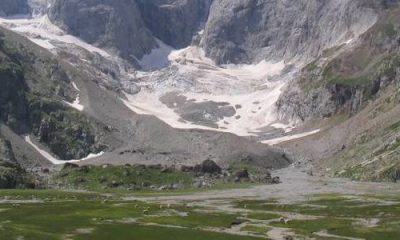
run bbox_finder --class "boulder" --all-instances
[233,169,250,182]
[194,159,222,175]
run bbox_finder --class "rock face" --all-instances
[48,0,211,63]
[202,0,377,64]
[137,0,211,49]
[277,1,400,122]
[0,27,107,160]
[48,0,156,62]
[0,0,30,17]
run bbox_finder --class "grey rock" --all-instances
[0,0,30,17]
[194,159,222,175]
[202,0,377,64]
[48,0,156,62]
[137,0,212,48]
[233,169,250,181]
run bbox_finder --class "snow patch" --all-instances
[262,129,321,145]
[0,15,110,57]
[121,92,222,133]
[24,136,104,165]
[271,123,295,133]
[63,82,84,111]
[63,96,84,111]
[72,81,80,92]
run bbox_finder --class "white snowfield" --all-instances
[0,15,110,57]
[126,46,294,137]
[24,136,104,165]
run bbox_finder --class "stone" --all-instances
[194,159,222,175]
[233,169,250,182]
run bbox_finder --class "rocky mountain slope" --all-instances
[276,1,400,181]
[0,22,290,173]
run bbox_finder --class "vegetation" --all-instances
[55,164,195,191]
[1,191,399,239]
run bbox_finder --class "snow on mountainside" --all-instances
[0,0,379,144]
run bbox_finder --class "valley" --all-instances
[0,0,400,239]
[1,166,400,240]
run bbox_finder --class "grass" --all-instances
[0,190,262,240]
[240,225,271,236]
[56,164,195,191]
[238,195,400,239]
[141,210,241,228]
[1,191,400,239]
[0,189,105,201]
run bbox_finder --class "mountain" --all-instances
[0,24,289,171]
[0,0,400,182]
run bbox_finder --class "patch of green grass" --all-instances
[56,165,195,191]
[327,75,371,86]
[228,162,263,175]
[386,120,400,131]
[246,212,281,221]
[240,224,271,235]
[303,61,319,72]
[141,210,241,228]
[0,189,104,201]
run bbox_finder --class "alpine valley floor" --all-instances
[1,166,400,240]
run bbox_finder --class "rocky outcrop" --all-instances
[0,0,30,17]
[0,27,106,160]
[0,137,33,189]
[202,0,377,64]
[137,0,212,48]
[48,0,156,62]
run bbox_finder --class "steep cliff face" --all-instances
[277,3,400,122]
[201,0,377,64]
[0,0,30,17]
[48,0,156,62]
[137,0,212,49]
